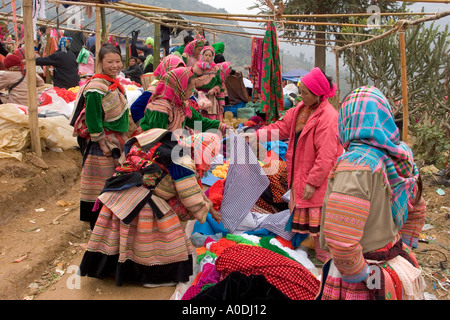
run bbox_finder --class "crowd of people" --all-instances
[0,22,427,301]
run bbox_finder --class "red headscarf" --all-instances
[300,67,337,101]
[4,54,24,74]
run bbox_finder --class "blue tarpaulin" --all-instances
[282,68,309,83]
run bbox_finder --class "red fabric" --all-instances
[91,73,125,95]
[215,244,320,300]
[4,54,24,74]
[256,100,343,209]
[207,179,225,211]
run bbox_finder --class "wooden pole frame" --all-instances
[398,24,409,141]
[95,6,101,74]
[23,0,41,157]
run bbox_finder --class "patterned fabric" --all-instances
[323,191,370,282]
[180,132,222,178]
[80,143,118,203]
[260,22,284,123]
[58,36,71,53]
[142,67,192,132]
[215,244,320,300]
[250,37,263,94]
[153,54,186,80]
[183,36,206,67]
[85,202,193,267]
[220,134,270,233]
[291,207,322,235]
[338,86,419,229]
[400,196,426,248]
[295,104,318,133]
[319,239,423,300]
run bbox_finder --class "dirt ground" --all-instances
[0,149,448,300]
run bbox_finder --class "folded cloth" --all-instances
[220,134,270,233]
[215,244,320,300]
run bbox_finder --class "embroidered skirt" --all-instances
[79,202,194,286]
[317,240,425,300]
[291,207,322,235]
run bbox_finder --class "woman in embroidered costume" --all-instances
[246,67,342,262]
[130,53,186,124]
[79,129,222,287]
[317,86,426,300]
[181,36,205,67]
[139,66,234,137]
[192,46,226,121]
[71,44,130,229]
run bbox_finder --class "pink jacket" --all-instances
[257,100,343,209]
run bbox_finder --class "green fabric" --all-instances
[260,21,284,123]
[211,42,225,55]
[174,44,185,55]
[140,106,222,132]
[225,234,260,246]
[143,54,154,69]
[84,91,129,134]
[259,237,296,262]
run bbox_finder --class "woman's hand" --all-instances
[206,198,222,223]
[98,139,112,157]
[240,132,256,145]
[303,183,316,200]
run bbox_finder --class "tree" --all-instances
[341,22,449,167]
[252,0,402,71]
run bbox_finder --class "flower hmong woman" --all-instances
[71,43,130,229]
[192,46,225,121]
[79,129,222,287]
[139,66,233,137]
[130,53,186,124]
[181,36,205,67]
[246,67,342,262]
[317,86,426,300]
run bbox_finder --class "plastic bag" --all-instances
[197,91,212,110]
[76,47,90,64]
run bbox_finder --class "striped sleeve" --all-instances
[323,191,370,283]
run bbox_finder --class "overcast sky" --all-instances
[200,0,449,16]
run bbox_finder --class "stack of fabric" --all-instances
[180,233,320,300]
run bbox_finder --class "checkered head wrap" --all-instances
[337,86,419,229]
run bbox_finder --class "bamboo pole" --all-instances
[23,0,41,157]
[398,24,409,142]
[95,6,101,74]
[153,22,161,69]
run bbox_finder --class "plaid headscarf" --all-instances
[197,46,216,70]
[153,54,186,80]
[217,61,232,83]
[148,67,192,116]
[183,36,206,58]
[337,86,419,229]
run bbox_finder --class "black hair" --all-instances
[319,68,333,89]
[137,55,145,62]
[129,56,138,62]
[184,35,194,45]
[99,43,121,61]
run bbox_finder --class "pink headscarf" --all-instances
[300,67,337,101]
[153,54,186,80]
[183,36,206,58]
[148,67,193,117]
